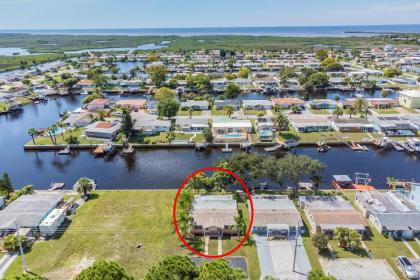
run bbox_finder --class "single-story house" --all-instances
[210,78,228,91]
[84,121,121,139]
[234,78,252,87]
[367,98,399,109]
[399,90,420,109]
[115,99,147,110]
[0,91,13,102]
[86,99,109,112]
[214,99,241,110]
[212,117,253,134]
[181,100,209,111]
[175,118,209,132]
[0,193,64,235]
[368,116,417,136]
[307,99,338,110]
[190,195,238,237]
[289,116,332,133]
[249,195,303,239]
[242,100,273,110]
[63,112,93,128]
[76,79,95,89]
[355,191,420,239]
[329,117,375,133]
[132,112,171,134]
[299,196,366,234]
[271,98,305,109]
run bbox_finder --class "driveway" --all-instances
[0,253,18,279]
[320,258,398,280]
[254,235,311,280]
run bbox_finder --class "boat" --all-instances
[58,145,71,155]
[264,144,282,152]
[373,137,393,149]
[317,144,331,153]
[406,138,420,153]
[240,141,253,151]
[103,142,115,153]
[48,182,65,191]
[222,143,232,153]
[59,110,68,117]
[8,104,23,113]
[123,144,135,154]
[195,142,208,151]
[72,178,97,191]
[283,139,298,149]
[80,90,89,95]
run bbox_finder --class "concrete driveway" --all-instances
[320,258,398,280]
[254,235,311,280]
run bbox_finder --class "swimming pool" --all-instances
[50,127,66,136]
[221,133,244,139]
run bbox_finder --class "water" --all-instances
[63,43,167,55]
[0,94,419,190]
[1,25,420,37]
[0,47,30,56]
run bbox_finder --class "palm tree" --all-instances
[353,98,368,113]
[310,173,323,195]
[257,112,265,119]
[274,111,289,131]
[347,107,357,119]
[223,105,234,118]
[57,122,66,141]
[332,107,344,120]
[290,105,299,114]
[75,177,94,198]
[27,128,37,144]
[272,104,281,113]
[47,125,57,145]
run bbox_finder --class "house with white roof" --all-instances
[242,100,273,110]
[180,100,209,111]
[399,90,420,109]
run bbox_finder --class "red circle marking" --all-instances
[172,166,254,259]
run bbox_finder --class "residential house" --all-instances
[212,117,252,143]
[181,100,209,111]
[289,115,332,133]
[271,98,305,109]
[250,195,303,239]
[84,121,121,139]
[63,112,93,128]
[369,116,418,136]
[399,90,420,109]
[355,191,420,238]
[115,99,147,110]
[75,79,95,89]
[242,100,273,110]
[175,118,209,133]
[190,195,238,237]
[329,117,375,133]
[86,99,109,112]
[132,112,171,135]
[367,98,399,109]
[307,99,338,110]
[210,78,228,92]
[299,195,366,234]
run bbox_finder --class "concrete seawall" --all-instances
[23,141,374,151]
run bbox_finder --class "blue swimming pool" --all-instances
[50,127,66,136]
[221,133,244,138]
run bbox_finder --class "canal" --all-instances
[0,94,419,190]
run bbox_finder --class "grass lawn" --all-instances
[5,191,260,280]
[309,108,331,115]
[407,239,420,256]
[211,108,228,116]
[373,108,400,114]
[143,132,169,144]
[277,128,381,143]
[0,102,8,112]
[243,110,266,116]
[177,110,203,117]
[330,242,368,258]
[401,107,419,114]
[28,128,103,145]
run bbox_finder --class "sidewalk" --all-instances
[0,253,18,279]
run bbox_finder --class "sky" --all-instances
[0,0,419,29]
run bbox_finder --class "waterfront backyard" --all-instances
[4,190,260,280]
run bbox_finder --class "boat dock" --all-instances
[93,145,105,155]
[222,143,232,153]
[398,141,415,153]
[123,144,135,154]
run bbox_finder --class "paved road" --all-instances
[0,253,18,279]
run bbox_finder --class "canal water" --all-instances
[0,94,419,190]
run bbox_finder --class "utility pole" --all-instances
[15,221,28,273]
[292,221,299,272]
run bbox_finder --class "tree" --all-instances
[4,273,43,280]
[306,72,329,89]
[346,107,357,119]
[333,227,361,250]
[224,84,241,99]
[75,177,94,198]
[383,67,401,78]
[237,68,250,78]
[146,64,167,87]
[274,111,289,131]
[157,99,180,119]
[235,209,247,235]
[27,128,37,144]
[332,107,344,119]
[312,232,329,251]
[197,259,246,280]
[155,87,176,100]
[82,93,103,104]
[316,49,329,61]
[121,108,135,139]
[310,172,323,194]
[308,270,337,280]
[257,112,265,119]
[353,98,368,113]
[66,135,80,144]
[47,124,57,145]
[76,260,133,280]
[223,105,235,118]
[63,77,79,89]
[3,234,27,252]
[290,105,300,114]
[0,172,14,196]
[188,107,194,119]
[202,128,213,143]
[145,256,197,280]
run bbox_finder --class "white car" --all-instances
[397,256,419,279]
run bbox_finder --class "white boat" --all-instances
[58,145,71,155]
[373,137,393,148]
[406,138,420,152]
[283,139,299,149]
[103,142,115,153]
[48,182,65,191]
[72,178,97,191]
[80,90,89,95]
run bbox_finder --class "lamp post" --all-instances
[14,221,28,273]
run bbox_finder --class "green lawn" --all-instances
[176,110,203,116]
[330,242,368,258]
[407,239,420,256]
[211,108,228,116]
[277,128,381,143]
[243,110,266,116]
[27,128,102,145]
[401,107,419,114]
[0,102,8,112]
[5,191,260,280]
[309,108,331,115]
[373,108,400,114]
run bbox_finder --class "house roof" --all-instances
[88,99,108,105]
[76,79,94,86]
[311,210,366,229]
[116,99,147,106]
[399,90,420,98]
[271,98,305,105]
[191,195,237,228]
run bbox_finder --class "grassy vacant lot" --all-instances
[5,190,260,280]
[277,128,381,143]
[28,128,102,145]
[373,108,400,114]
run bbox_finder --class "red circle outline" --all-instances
[172,166,254,258]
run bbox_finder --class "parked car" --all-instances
[397,256,419,279]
